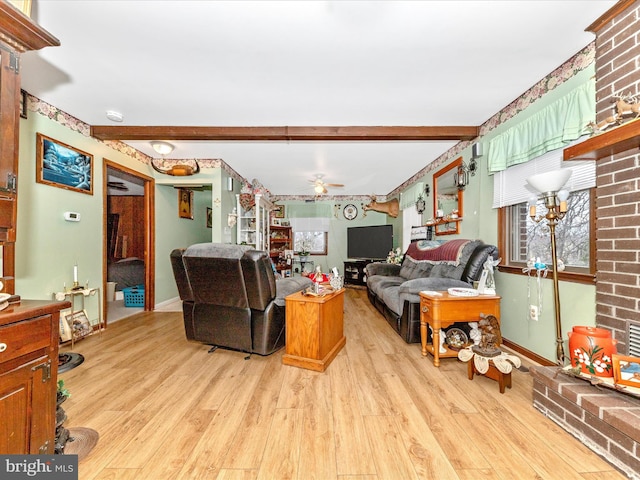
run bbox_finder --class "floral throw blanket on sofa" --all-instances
[405,239,470,265]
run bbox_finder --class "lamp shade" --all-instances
[150,141,175,155]
[526,169,572,194]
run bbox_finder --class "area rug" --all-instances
[64,427,99,461]
[58,353,84,374]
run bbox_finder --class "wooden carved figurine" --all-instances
[471,313,502,357]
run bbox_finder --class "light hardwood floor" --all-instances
[59,288,626,480]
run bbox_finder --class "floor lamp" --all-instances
[526,169,572,365]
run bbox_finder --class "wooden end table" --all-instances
[283,288,345,372]
[419,291,501,366]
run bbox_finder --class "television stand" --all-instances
[344,259,375,286]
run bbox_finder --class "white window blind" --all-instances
[492,138,595,208]
[289,217,330,232]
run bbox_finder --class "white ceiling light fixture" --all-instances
[150,141,175,156]
[105,110,123,122]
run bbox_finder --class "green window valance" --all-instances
[487,78,595,173]
[400,182,424,209]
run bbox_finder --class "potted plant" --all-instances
[57,379,70,406]
[298,240,312,264]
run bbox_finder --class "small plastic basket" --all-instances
[123,285,144,307]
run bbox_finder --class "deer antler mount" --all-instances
[151,159,200,176]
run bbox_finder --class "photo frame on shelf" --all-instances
[178,188,193,219]
[274,204,285,218]
[272,218,281,226]
[65,310,92,340]
[206,207,212,228]
[36,133,94,195]
[612,354,640,388]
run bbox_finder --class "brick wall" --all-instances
[593,1,640,355]
[531,366,640,477]
[530,5,640,477]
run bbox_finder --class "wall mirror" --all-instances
[433,157,463,235]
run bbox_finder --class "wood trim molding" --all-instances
[586,0,636,33]
[90,125,480,142]
[563,119,640,161]
[0,3,59,52]
[502,338,555,366]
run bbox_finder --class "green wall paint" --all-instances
[15,62,596,361]
[15,111,230,320]
[281,200,392,274]
[397,65,597,362]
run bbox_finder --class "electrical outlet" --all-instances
[529,305,539,321]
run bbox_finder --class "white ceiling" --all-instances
[20,1,616,197]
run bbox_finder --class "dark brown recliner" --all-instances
[170,243,312,355]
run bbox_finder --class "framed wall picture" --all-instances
[274,204,285,218]
[206,207,212,228]
[612,354,640,388]
[36,133,94,195]
[178,188,194,219]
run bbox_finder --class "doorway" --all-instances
[103,160,155,325]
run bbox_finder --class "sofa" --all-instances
[365,239,499,343]
[170,243,312,355]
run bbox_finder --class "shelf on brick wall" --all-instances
[564,119,640,161]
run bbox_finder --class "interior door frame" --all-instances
[103,159,155,325]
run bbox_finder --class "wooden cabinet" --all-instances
[270,225,292,274]
[343,260,371,286]
[0,300,70,454]
[236,193,272,251]
[283,289,345,372]
[0,4,59,293]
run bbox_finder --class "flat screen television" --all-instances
[347,224,393,260]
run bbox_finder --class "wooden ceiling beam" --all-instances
[90,125,479,142]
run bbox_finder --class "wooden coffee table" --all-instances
[419,291,501,366]
[283,288,345,372]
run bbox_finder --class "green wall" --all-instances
[16,60,596,361]
[279,200,392,275]
[397,66,596,362]
[15,109,227,320]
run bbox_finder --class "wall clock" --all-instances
[343,204,358,220]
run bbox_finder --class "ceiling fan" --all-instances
[308,174,344,194]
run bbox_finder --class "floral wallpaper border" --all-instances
[27,42,594,203]
[388,42,596,198]
[26,94,247,184]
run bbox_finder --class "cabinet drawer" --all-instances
[0,315,52,364]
